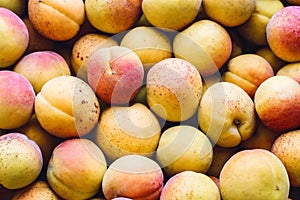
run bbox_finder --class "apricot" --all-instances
[85,0,142,34]
[71,33,118,80]
[28,0,85,41]
[160,171,220,199]
[95,103,161,162]
[156,125,213,177]
[222,54,274,98]
[220,149,290,200]
[271,129,300,187]
[14,51,71,93]
[87,46,144,105]
[266,6,300,62]
[12,181,60,200]
[173,19,232,76]
[0,71,35,129]
[102,155,163,200]
[0,7,29,68]
[254,76,300,132]
[0,133,43,189]
[142,0,202,31]
[47,138,107,199]
[276,62,300,84]
[146,58,202,122]
[120,26,172,71]
[202,0,256,27]
[34,76,100,138]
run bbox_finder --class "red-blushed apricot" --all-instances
[266,6,300,62]
[87,46,144,105]
[0,71,35,129]
[160,171,220,199]
[0,7,29,68]
[102,155,163,200]
[271,129,300,187]
[47,138,107,199]
[14,51,71,93]
[254,76,300,132]
[71,33,118,80]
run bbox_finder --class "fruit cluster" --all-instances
[0,0,300,199]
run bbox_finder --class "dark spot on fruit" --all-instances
[81,100,88,104]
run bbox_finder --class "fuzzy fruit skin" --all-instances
[271,129,300,187]
[220,149,290,200]
[254,76,300,133]
[95,103,161,162]
[222,54,274,98]
[47,138,107,200]
[142,0,202,31]
[156,125,213,177]
[120,26,172,71]
[11,181,60,200]
[198,82,257,148]
[85,0,142,34]
[102,155,164,200]
[87,46,144,105]
[173,19,232,77]
[28,0,85,41]
[146,58,202,122]
[236,0,284,46]
[14,115,62,168]
[266,6,300,62]
[71,33,118,80]
[160,171,220,200]
[14,51,71,93]
[0,70,35,129]
[34,76,100,138]
[276,62,300,84]
[0,7,29,68]
[0,133,43,190]
[202,0,256,27]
